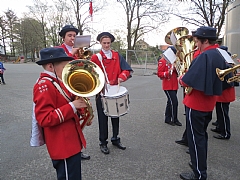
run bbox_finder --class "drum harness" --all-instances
[96,53,129,117]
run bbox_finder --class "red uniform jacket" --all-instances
[216,87,235,102]
[91,50,131,85]
[33,72,86,160]
[157,57,178,90]
[60,44,78,59]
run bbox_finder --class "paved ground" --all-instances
[1,63,240,180]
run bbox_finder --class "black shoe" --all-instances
[212,121,218,126]
[175,139,188,147]
[165,121,175,126]
[112,142,126,150]
[174,121,182,126]
[100,144,110,154]
[213,134,230,140]
[210,128,221,134]
[180,172,198,180]
[81,153,90,160]
[186,149,190,154]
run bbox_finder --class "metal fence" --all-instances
[125,50,159,76]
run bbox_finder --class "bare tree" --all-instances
[18,18,40,60]
[0,15,7,56]
[172,0,235,37]
[46,0,73,46]
[70,0,103,35]
[117,0,170,51]
[27,0,51,48]
[111,29,128,51]
[4,10,19,56]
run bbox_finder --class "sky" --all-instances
[0,0,198,46]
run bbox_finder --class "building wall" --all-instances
[224,0,240,58]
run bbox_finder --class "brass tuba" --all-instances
[62,59,105,129]
[175,35,196,94]
[165,27,189,45]
[175,35,196,76]
[164,27,196,94]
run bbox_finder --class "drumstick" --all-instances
[117,83,120,93]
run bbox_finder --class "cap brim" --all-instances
[36,56,74,65]
[59,28,79,37]
[97,32,115,42]
[194,35,217,40]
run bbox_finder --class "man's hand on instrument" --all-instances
[72,98,87,109]
[86,119,93,126]
[71,47,79,56]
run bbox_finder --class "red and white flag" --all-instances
[89,1,93,21]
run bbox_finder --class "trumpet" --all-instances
[231,54,238,59]
[216,64,240,82]
[72,40,98,60]
[227,76,240,83]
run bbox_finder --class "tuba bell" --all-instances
[165,27,189,45]
[62,59,105,129]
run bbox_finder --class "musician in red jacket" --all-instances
[212,81,235,139]
[91,32,133,154]
[58,24,91,160]
[33,47,87,180]
[59,24,80,59]
[179,26,228,180]
[157,46,182,126]
[211,46,236,140]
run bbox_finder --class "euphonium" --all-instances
[175,35,196,75]
[175,35,196,94]
[62,59,105,129]
[165,27,189,45]
[216,64,240,83]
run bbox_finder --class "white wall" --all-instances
[224,0,240,59]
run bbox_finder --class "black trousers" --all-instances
[0,73,5,84]
[52,152,81,180]
[164,90,178,123]
[181,105,188,143]
[186,106,212,180]
[96,95,120,145]
[215,102,231,138]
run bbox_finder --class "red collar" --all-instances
[203,44,219,52]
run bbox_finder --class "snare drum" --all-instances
[101,85,129,117]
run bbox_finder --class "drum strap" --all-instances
[96,53,110,84]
